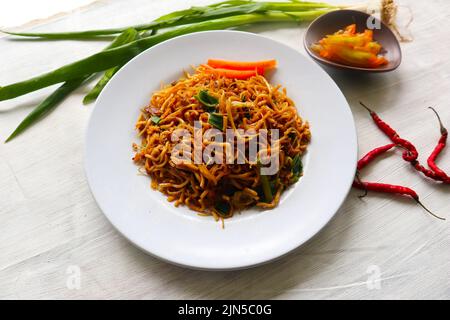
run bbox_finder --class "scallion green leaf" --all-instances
[83,28,140,104]
[257,159,273,203]
[0,1,336,39]
[291,154,303,183]
[215,201,231,216]
[5,77,88,142]
[4,28,138,142]
[260,175,273,203]
[151,115,161,124]
[208,113,224,130]
[292,154,303,175]
[0,10,331,102]
[194,90,219,112]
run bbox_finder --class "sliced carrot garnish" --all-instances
[311,24,388,68]
[344,24,356,35]
[203,65,264,79]
[363,29,373,41]
[207,59,276,71]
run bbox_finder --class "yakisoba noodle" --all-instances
[132,64,310,221]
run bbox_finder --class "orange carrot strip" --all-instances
[364,29,373,41]
[344,24,356,35]
[207,59,276,71]
[203,65,264,79]
[311,23,388,68]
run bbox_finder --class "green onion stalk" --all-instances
[1,0,398,142]
[1,1,339,39]
[82,30,147,105]
[0,11,332,102]
[4,28,139,142]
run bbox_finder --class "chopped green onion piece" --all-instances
[260,175,273,203]
[151,115,161,124]
[291,154,303,183]
[256,180,277,201]
[292,154,303,175]
[257,159,273,203]
[215,201,231,216]
[194,90,219,112]
[208,113,223,130]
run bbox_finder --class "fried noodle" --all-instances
[133,65,310,221]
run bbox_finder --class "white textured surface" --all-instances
[0,0,449,299]
[0,0,96,28]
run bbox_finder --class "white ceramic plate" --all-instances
[85,30,357,270]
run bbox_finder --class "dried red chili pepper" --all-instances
[359,102,450,182]
[411,161,448,182]
[355,103,447,220]
[427,107,450,182]
[357,143,396,171]
[352,180,445,220]
[359,102,418,162]
[355,143,396,198]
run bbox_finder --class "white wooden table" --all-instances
[1,0,449,299]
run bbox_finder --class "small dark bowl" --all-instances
[304,10,401,72]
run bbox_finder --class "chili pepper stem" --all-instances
[429,107,448,135]
[414,198,446,221]
[358,189,368,199]
[355,173,368,198]
[352,180,446,220]
[359,101,374,113]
